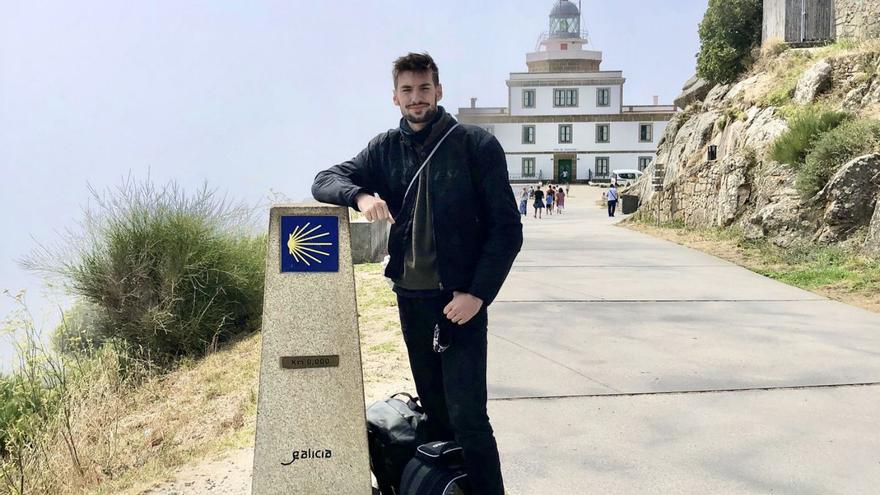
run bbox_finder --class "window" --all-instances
[639,123,654,142]
[638,156,653,171]
[553,88,578,107]
[595,157,610,177]
[596,124,610,143]
[522,158,536,177]
[558,124,573,144]
[522,89,536,108]
[597,88,610,107]
[560,43,568,50]
[522,125,536,144]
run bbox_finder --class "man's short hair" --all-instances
[392,52,440,88]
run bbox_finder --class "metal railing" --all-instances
[533,29,591,50]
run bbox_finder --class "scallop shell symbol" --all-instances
[287,222,332,266]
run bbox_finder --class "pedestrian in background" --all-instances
[519,187,528,216]
[555,187,565,214]
[606,183,619,217]
[533,187,545,219]
[545,185,555,216]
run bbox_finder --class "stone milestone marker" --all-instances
[252,205,371,495]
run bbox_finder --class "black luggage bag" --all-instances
[366,393,428,495]
[398,440,470,495]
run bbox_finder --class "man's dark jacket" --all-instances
[311,108,522,306]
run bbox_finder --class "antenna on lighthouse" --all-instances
[579,0,583,39]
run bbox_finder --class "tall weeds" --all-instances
[1,292,154,494]
[22,177,266,366]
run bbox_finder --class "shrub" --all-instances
[50,299,106,356]
[797,119,880,198]
[0,373,57,460]
[696,0,763,84]
[24,178,267,366]
[769,106,851,168]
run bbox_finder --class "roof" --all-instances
[550,0,580,17]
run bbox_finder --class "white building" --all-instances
[457,0,677,183]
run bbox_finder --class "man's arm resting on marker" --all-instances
[312,136,383,209]
[355,193,395,224]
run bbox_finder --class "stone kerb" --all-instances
[252,205,371,495]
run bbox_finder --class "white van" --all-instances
[612,169,644,186]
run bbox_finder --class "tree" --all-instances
[696,0,763,84]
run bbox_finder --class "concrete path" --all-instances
[488,185,880,494]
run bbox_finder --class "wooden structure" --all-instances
[763,0,835,44]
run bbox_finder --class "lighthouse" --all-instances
[527,0,602,73]
[457,0,677,184]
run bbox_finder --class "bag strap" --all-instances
[393,123,460,223]
[390,392,421,411]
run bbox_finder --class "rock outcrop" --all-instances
[866,201,880,252]
[793,60,832,104]
[674,75,713,109]
[814,153,880,242]
[632,47,880,252]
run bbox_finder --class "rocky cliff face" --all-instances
[632,44,880,251]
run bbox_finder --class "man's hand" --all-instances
[355,193,395,224]
[443,291,483,325]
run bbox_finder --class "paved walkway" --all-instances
[488,185,880,494]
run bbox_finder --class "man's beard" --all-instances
[402,102,438,125]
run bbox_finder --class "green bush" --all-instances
[50,299,106,356]
[25,178,267,366]
[0,373,57,460]
[769,106,851,168]
[696,0,763,84]
[797,119,880,198]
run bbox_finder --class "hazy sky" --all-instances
[0,0,707,368]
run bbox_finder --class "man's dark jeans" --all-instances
[608,199,618,217]
[397,293,504,495]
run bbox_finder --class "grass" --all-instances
[751,48,813,108]
[625,221,880,313]
[747,39,875,109]
[1,263,408,495]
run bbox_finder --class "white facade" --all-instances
[456,0,677,183]
[508,72,624,116]
[493,119,668,181]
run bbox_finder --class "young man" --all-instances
[312,52,522,495]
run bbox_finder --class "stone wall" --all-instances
[835,0,880,40]
[349,220,389,264]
